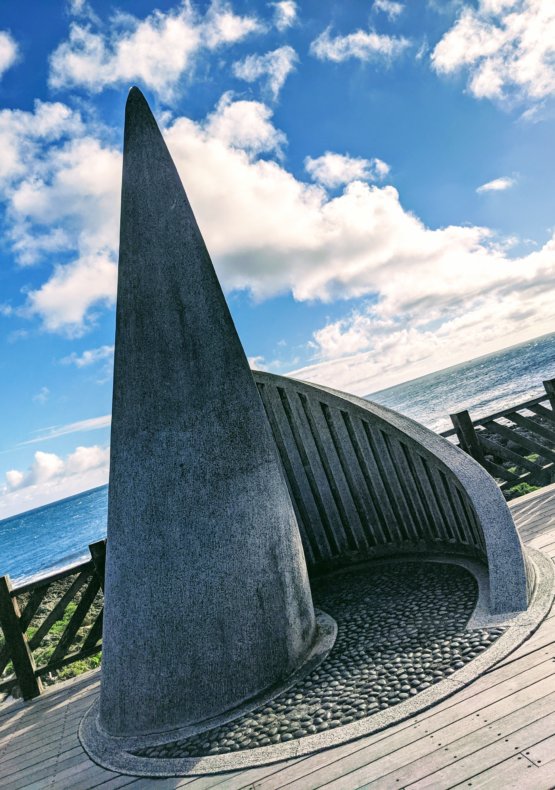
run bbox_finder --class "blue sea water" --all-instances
[1,331,554,583]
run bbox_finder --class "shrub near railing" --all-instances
[0,540,105,700]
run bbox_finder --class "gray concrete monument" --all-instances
[91,87,322,739]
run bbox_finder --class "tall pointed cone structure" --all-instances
[98,88,317,737]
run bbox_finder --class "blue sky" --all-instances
[1,0,555,517]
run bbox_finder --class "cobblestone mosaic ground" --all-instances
[135,562,505,758]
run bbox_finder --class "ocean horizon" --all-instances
[1,330,554,583]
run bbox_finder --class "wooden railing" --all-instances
[1,373,536,700]
[441,378,555,496]
[0,541,105,700]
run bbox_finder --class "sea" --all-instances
[1,331,554,584]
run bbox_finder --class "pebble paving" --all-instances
[135,562,505,759]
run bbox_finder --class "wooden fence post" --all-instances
[543,378,555,414]
[89,540,106,592]
[450,409,485,463]
[0,575,42,699]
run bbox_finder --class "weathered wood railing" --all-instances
[441,378,555,495]
[0,540,105,700]
[1,373,536,700]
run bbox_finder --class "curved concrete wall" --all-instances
[252,371,532,615]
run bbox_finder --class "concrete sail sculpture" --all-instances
[83,88,327,743]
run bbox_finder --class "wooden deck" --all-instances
[1,486,555,789]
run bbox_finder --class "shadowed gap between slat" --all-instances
[301,397,361,553]
[277,386,343,557]
[340,412,392,546]
[443,480,471,545]
[358,419,404,544]
[295,392,351,555]
[385,436,429,542]
[425,466,458,542]
[321,404,376,550]
[370,427,416,542]
[455,486,486,555]
[399,444,442,541]
[438,471,469,543]
[256,382,320,565]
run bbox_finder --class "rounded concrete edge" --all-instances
[79,609,337,767]
[78,552,554,777]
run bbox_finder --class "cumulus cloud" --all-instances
[374,0,405,19]
[4,91,555,396]
[272,0,297,31]
[233,46,298,100]
[0,31,18,78]
[431,0,555,104]
[61,344,114,367]
[305,152,390,188]
[49,0,262,100]
[476,175,516,192]
[1,444,110,519]
[205,92,286,155]
[310,26,410,63]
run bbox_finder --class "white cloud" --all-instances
[272,1,297,31]
[233,45,298,100]
[0,31,18,78]
[374,0,405,19]
[310,25,410,63]
[206,93,286,155]
[1,444,109,519]
[49,1,262,101]
[305,152,390,188]
[21,415,111,445]
[431,1,555,103]
[33,387,50,404]
[4,91,555,392]
[476,175,516,192]
[61,344,114,367]
[27,253,117,335]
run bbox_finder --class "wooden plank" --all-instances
[305,399,367,553]
[478,435,548,483]
[11,561,93,597]
[28,569,91,651]
[82,610,103,651]
[326,408,386,547]
[449,752,554,790]
[363,424,417,543]
[484,421,555,463]
[524,731,555,766]
[346,416,400,545]
[89,540,107,591]
[450,410,485,462]
[272,678,555,790]
[356,687,555,789]
[46,574,101,666]
[508,411,555,445]
[261,383,331,563]
[528,402,555,423]
[0,577,42,700]
[18,585,50,633]
[404,709,555,789]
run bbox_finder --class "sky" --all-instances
[1,0,555,518]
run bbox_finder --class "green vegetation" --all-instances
[0,575,103,699]
[506,482,540,498]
